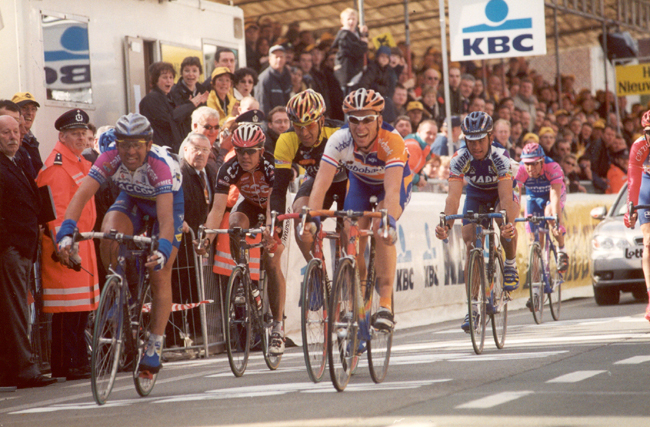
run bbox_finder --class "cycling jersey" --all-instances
[514,156,566,206]
[449,141,512,192]
[322,122,411,186]
[89,144,182,200]
[627,134,650,206]
[215,151,275,208]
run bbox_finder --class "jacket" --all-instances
[170,80,207,138]
[332,29,367,89]
[207,90,237,127]
[139,87,183,152]
[254,66,292,115]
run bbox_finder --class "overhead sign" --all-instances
[371,32,396,50]
[449,0,547,61]
[615,63,650,96]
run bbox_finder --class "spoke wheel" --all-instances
[490,251,507,349]
[548,246,562,321]
[91,277,124,405]
[368,280,393,383]
[134,281,157,396]
[301,259,328,382]
[328,257,358,392]
[261,273,281,370]
[467,250,486,355]
[225,267,251,377]
[528,244,544,324]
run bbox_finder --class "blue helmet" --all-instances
[461,111,493,140]
[114,113,153,139]
[521,143,546,163]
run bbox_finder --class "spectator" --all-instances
[445,66,463,115]
[289,66,307,97]
[431,116,463,156]
[85,123,96,150]
[553,138,572,163]
[234,67,258,100]
[404,119,438,189]
[0,101,37,180]
[331,7,368,93]
[207,67,237,127]
[418,67,441,99]
[140,61,182,152]
[359,45,392,97]
[421,86,444,126]
[606,146,628,195]
[406,101,430,131]
[522,132,539,146]
[472,77,486,99]
[170,56,209,138]
[11,92,43,172]
[37,109,99,381]
[303,46,331,112]
[245,22,261,72]
[496,102,511,122]
[265,106,291,153]
[513,77,536,132]
[493,119,511,150]
[320,47,345,120]
[458,74,475,114]
[468,96,486,113]
[393,115,412,138]
[255,45,292,115]
[0,115,57,389]
[191,107,227,178]
[201,48,237,91]
[511,121,523,147]
[257,37,270,69]
[392,84,409,117]
[486,74,503,105]
[484,99,496,118]
[538,127,556,157]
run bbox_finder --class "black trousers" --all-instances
[50,311,90,377]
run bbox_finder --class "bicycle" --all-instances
[198,220,279,377]
[440,210,508,355]
[319,207,393,391]
[515,215,563,323]
[69,228,158,405]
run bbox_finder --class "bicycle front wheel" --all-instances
[134,281,157,396]
[91,276,124,405]
[368,280,393,383]
[548,245,562,321]
[225,266,251,377]
[490,251,507,349]
[261,272,282,371]
[301,258,328,382]
[328,257,358,392]
[528,243,544,324]
[467,250,486,355]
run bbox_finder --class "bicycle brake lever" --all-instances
[300,206,309,237]
[439,212,449,243]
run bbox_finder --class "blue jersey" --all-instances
[449,141,512,191]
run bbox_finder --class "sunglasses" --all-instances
[116,139,148,150]
[201,124,219,131]
[349,115,379,125]
[235,147,262,156]
[293,120,317,129]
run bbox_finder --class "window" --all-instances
[42,14,92,104]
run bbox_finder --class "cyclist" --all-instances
[56,113,184,375]
[305,88,413,332]
[271,89,346,260]
[515,142,569,276]
[199,123,287,354]
[624,109,650,321]
[434,111,519,331]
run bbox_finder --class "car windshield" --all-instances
[612,186,628,217]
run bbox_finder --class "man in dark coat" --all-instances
[254,45,292,115]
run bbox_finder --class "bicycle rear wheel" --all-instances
[548,245,562,321]
[301,258,328,382]
[528,243,544,324]
[490,251,507,349]
[328,257,358,391]
[225,266,251,377]
[134,281,157,396]
[261,272,282,370]
[368,282,393,383]
[91,276,124,405]
[467,250,486,355]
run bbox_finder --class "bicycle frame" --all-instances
[515,215,559,292]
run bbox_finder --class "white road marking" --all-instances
[614,356,650,365]
[456,391,534,409]
[546,370,606,383]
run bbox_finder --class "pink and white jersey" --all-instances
[627,135,650,206]
[89,144,182,201]
[515,156,566,204]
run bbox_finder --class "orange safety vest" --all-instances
[37,141,99,313]
[212,211,261,280]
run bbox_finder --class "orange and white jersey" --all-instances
[322,122,411,186]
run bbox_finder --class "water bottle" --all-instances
[251,286,262,313]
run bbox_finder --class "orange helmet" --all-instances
[342,88,385,114]
[232,123,266,148]
[286,89,325,125]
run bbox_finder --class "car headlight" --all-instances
[592,235,631,251]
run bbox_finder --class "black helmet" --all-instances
[461,111,493,140]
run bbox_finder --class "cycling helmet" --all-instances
[461,111,493,140]
[642,110,650,129]
[232,123,266,148]
[521,142,546,163]
[114,113,153,139]
[286,89,326,125]
[342,88,385,114]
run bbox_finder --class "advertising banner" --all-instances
[615,63,650,96]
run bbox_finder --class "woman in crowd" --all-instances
[234,68,258,100]
[207,67,237,127]
[170,56,209,138]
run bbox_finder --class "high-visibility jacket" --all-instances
[37,141,99,313]
[212,212,261,280]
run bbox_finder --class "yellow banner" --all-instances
[371,32,396,50]
[615,63,650,96]
[161,44,205,83]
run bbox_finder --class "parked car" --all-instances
[590,184,647,305]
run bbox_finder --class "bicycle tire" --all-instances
[91,276,124,405]
[261,272,282,370]
[134,281,157,396]
[225,266,251,377]
[301,258,328,382]
[548,245,562,321]
[528,243,544,324]
[368,282,393,383]
[328,257,358,392]
[490,251,507,349]
[467,250,486,355]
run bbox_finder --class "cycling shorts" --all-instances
[295,177,347,211]
[463,186,519,226]
[107,188,185,249]
[524,195,565,235]
[343,172,412,212]
[638,173,650,225]
[232,197,266,227]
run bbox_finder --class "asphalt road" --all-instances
[2,293,650,427]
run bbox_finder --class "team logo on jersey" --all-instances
[102,162,114,174]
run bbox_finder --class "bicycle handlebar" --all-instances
[301,207,389,239]
[630,203,650,214]
[439,210,508,243]
[514,215,558,224]
[74,230,158,249]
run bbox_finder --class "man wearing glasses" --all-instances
[624,110,650,321]
[201,123,288,354]
[306,88,413,332]
[57,113,184,376]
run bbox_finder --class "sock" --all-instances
[505,258,516,267]
[379,297,392,310]
[272,320,283,334]
[558,246,565,252]
[146,334,164,357]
